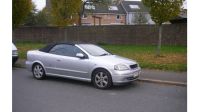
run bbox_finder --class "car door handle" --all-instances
[56,59,61,62]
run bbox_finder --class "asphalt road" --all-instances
[13,68,187,112]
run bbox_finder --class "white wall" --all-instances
[126,12,155,25]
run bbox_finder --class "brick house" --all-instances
[82,0,155,25]
[46,0,155,25]
[81,4,126,25]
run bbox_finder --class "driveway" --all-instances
[13,68,187,112]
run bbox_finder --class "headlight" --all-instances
[114,64,130,71]
[12,50,18,55]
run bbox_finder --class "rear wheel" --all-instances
[92,69,112,89]
[32,64,46,80]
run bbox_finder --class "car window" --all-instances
[49,44,83,57]
[78,44,111,56]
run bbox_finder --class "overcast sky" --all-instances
[32,0,187,11]
[32,0,46,11]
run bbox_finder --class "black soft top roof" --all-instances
[39,42,75,53]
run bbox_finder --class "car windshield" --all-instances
[78,44,111,56]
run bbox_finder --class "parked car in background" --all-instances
[12,43,18,65]
[26,43,141,89]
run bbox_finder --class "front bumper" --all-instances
[111,67,141,85]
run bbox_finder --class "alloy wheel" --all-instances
[33,64,45,79]
[95,72,109,88]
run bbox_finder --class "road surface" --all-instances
[13,68,187,112]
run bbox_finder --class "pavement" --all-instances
[13,68,187,112]
[15,59,187,86]
[140,69,187,86]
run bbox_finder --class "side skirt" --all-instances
[46,73,91,82]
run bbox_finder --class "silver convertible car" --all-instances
[26,43,141,89]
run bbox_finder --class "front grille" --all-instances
[127,77,134,80]
[130,64,138,69]
[127,75,139,80]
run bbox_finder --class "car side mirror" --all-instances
[76,53,85,59]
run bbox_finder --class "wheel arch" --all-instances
[91,67,112,80]
[31,61,46,73]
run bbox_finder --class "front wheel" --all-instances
[92,69,112,89]
[32,64,46,80]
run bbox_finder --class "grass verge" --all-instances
[15,42,187,72]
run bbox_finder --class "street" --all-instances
[13,68,187,112]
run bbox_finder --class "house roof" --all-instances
[84,3,126,14]
[83,1,149,14]
[121,1,149,13]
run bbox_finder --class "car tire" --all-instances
[92,69,112,89]
[32,63,46,80]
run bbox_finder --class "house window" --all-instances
[108,6,118,10]
[85,5,95,10]
[116,15,121,20]
[129,5,140,9]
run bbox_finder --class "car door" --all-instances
[48,44,91,79]
[42,44,67,75]
[41,51,60,74]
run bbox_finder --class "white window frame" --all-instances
[129,5,140,9]
[108,6,118,11]
[85,5,95,10]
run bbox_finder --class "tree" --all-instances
[142,0,183,56]
[23,1,51,27]
[24,7,50,26]
[23,3,38,26]
[36,8,50,26]
[50,0,82,26]
[133,13,148,25]
[13,0,32,28]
